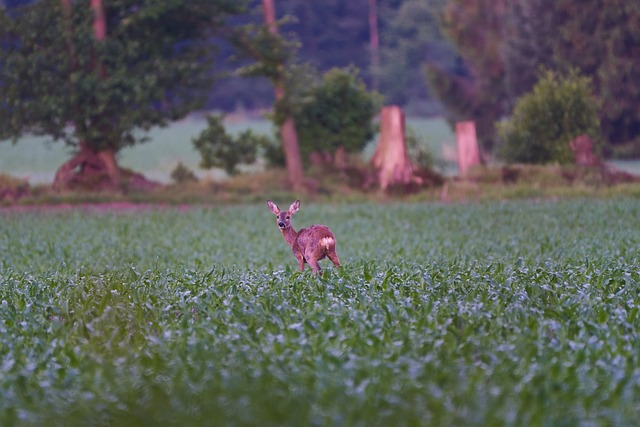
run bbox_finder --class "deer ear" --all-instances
[289,200,300,214]
[267,200,280,215]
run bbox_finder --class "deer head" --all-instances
[267,199,299,230]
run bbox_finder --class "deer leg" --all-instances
[327,250,341,268]
[307,258,321,274]
[296,254,306,271]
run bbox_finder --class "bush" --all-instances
[498,70,601,164]
[0,173,30,203]
[193,115,267,175]
[406,127,436,171]
[293,67,382,164]
[170,162,198,184]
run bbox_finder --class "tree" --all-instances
[498,70,601,164]
[261,0,305,191]
[424,0,508,153]
[550,0,640,156]
[0,0,245,190]
[501,0,557,104]
[294,67,381,165]
[232,0,316,191]
[371,105,422,190]
[231,0,306,191]
[430,0,640,158]
[193,114,267,175]
[379,0,453,111]
[368,0,380,91]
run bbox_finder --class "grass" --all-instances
[1,199,640,426]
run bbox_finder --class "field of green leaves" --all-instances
[1,199,640,426]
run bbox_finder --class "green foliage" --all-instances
[170,162,198,184]
[233,14,380,166]
[433,0,640,156]
[258,136,286,169]
[498,70,601,164]
[1,200,640,425]
[0,0,245,152]
[232,16,301,82]
[425,0,509,152]
[405,127,436,170]
[544,0,640,153]
[193,115,267,175]
[293,67,382,163]
[379,0,453,111]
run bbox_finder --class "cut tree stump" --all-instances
[569,135,600,167]
[371,105,422,191]
[456,121,480,176]
[52,143,159,192]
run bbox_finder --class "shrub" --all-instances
[0,173,30,203]
[498,70,601,164]
[170,162,198,184]
[293,67,382,164]
[193,115,267,175]
[406,127,436,171]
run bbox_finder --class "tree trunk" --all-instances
[53,1,123,192]
[53,141,110,191]
[371,106,422,191]
[455,121,480,176]
[97,148,121,187]
[262,0,305,192]
[90,0,119,188]
[368,0,380,90]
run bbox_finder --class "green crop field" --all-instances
[1,199,640,426]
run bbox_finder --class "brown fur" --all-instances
[267,199,341,274]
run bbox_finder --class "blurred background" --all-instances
[1,0,639,188]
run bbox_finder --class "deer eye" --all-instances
[285,216,290,220]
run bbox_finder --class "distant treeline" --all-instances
[2,0,639,155]
[211,0,640,155]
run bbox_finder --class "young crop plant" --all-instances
[1,199,640,426]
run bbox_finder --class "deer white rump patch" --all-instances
[320,237,335,249]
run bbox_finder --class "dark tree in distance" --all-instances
[424,0,508,154]
[230,0,307,191]
[379,0,454,112]
[429,0,640,157]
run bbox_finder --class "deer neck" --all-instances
[281,226,299,248]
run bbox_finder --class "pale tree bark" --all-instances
[371,106,422,190]
[262,0,305,192]
[455,121,480,176]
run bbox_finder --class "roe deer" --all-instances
[267,199,341,274]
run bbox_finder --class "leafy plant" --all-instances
[0,0,245,188]
[498,69,601,164]
[293,67,382,165]
[406,127,436,170]
[170,162,198,184]
[1,200,640,425]
[193,115,268,175]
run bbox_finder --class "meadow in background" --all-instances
[0,116,456,185]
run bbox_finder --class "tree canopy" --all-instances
[428,0,640,155]
[498,70,601,164]
[0,0,246,188]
